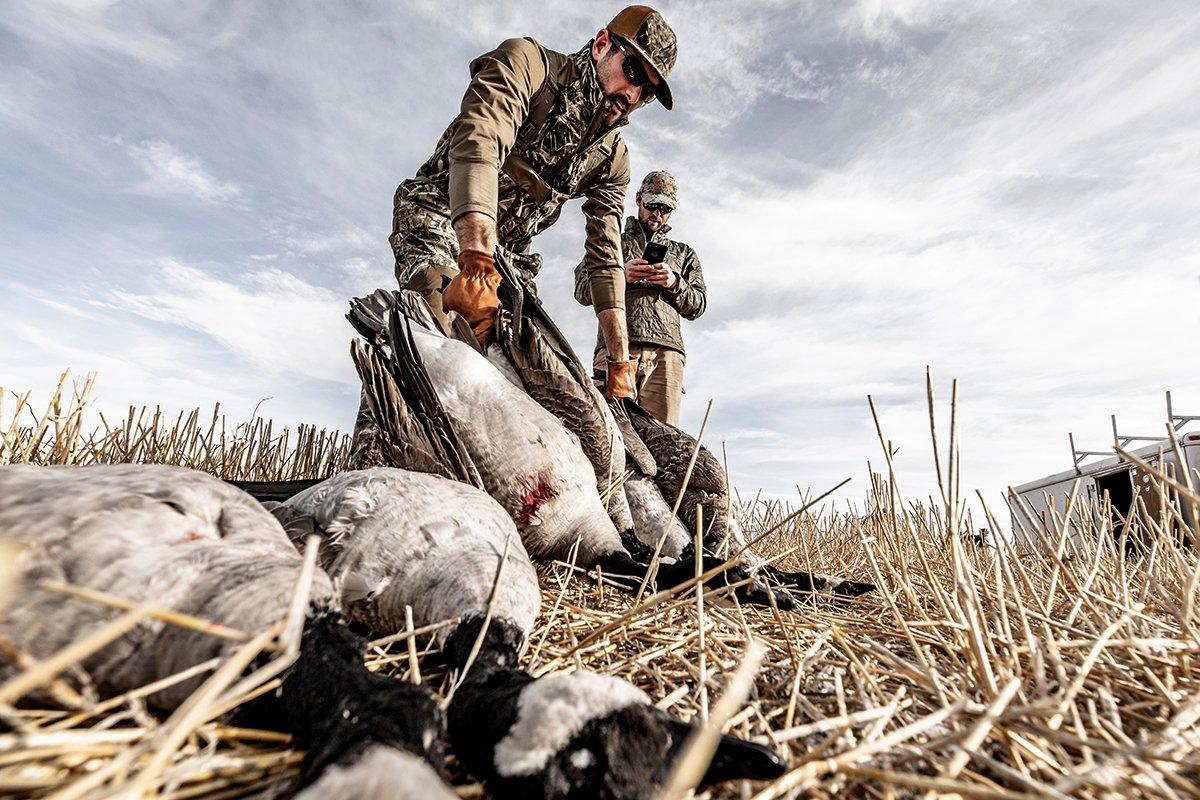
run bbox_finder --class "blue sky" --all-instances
[3,1,1199,514]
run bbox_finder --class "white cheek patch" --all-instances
[294,744,456,800]
[494,671,650,777]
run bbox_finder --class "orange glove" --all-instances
[604,357,639,400]
[443,249,501,347]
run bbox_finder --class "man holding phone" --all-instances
[574,170,707,424]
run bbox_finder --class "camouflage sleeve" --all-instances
[448,38,547,223]
[573,257,593,306]
[579,138,630,313]
[667,244,707,319]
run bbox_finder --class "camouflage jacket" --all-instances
[393,37,630,312]
[575,216,707,355]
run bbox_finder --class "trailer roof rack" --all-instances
[1068,391,1197,475]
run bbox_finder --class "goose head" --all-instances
[449,666,786,800]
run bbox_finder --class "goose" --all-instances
[341,291,781,605]
[0,463,454,798]
[270,466,788,799]
[622,471,690,560]
[346,293,623,568]
[351,272,641,542]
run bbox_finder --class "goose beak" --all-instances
[700,732,788,785]
[832,578,877,597]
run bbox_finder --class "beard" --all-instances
[603,95,630,125]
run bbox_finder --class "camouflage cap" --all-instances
[639,170,677,210]
[607,5,677,110]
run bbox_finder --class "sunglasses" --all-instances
[612,38,658,103]
[645,203,672,214]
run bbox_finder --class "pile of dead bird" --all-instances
[2,274,1199,798]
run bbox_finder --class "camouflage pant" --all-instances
[390,195,461,333]
[390,193,544,330]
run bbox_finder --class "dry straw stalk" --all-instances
[1,371,1198,798]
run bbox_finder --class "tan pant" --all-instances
[595,344,685,426]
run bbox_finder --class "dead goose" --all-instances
[0,463,453,798]
[348,297,623,567]
[622,472,690,560]
[269,466,787,799]
[350,285,639,541]
[343,292,781,604]
[269,467,540,645]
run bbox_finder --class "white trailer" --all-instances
[1008,392,1200,549]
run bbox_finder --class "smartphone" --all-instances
[642,242,668,264]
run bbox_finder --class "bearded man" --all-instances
[390,5,677,401]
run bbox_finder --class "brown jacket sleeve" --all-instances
[447,38,547,223]
[578,136,630,313]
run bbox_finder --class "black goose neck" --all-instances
[443,615,526,673]
[236,604,443,787]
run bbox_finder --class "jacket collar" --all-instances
[575,42,630,136]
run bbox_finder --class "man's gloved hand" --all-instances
[443,249,501,347]
[604,357,639,400]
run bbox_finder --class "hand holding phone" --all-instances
[624,258,652,283]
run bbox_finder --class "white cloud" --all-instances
[123,139,243,204]
[340,257,375,277]
[0,0,183,68]
[284,227,376,255]
[104,259,355,387]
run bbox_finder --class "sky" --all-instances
[3,0,1199,518]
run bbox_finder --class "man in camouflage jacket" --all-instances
[575,170,706,424]
[390,5,678,400]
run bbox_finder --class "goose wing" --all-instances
[349,293,484,490]
[621,399,726,495]
[348,288,439,340]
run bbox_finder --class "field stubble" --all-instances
[0,371,1197,798]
